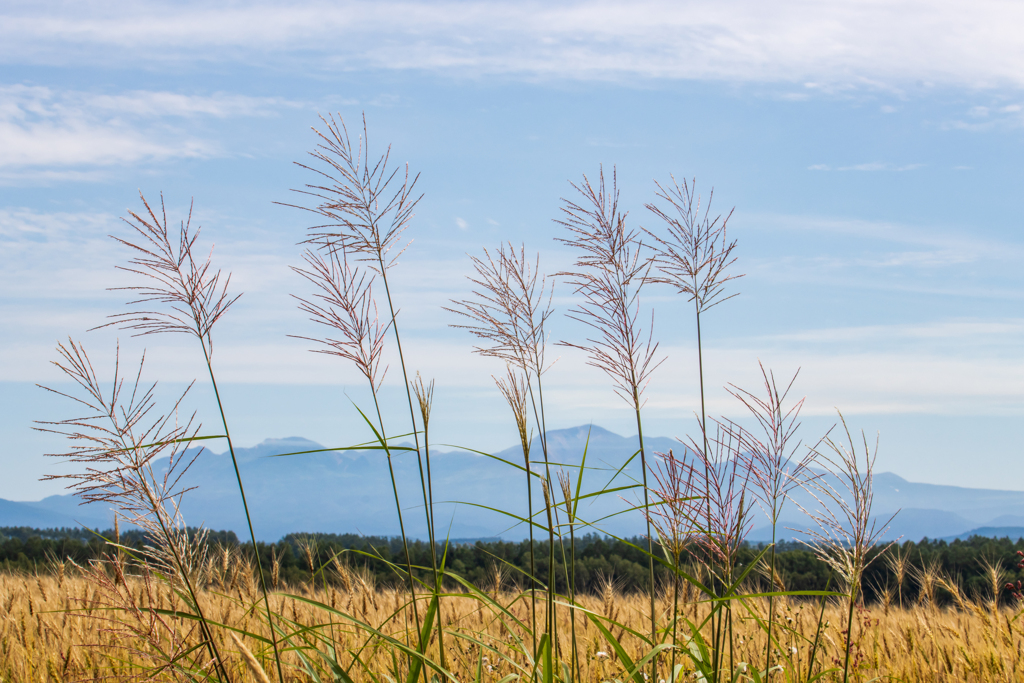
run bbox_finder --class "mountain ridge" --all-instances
[4,425,1023,542]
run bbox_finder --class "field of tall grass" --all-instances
[24,113,1024,682]
[4,566,1024,682]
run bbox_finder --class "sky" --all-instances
[1,0,1023,500]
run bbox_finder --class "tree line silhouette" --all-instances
[3,527,1023,605]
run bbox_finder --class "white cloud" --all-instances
[714,212,1024,329]
[858,250,974,268]
[0,202,493,385]
[0,85,295,169]
[942,100,1024,131]
[0,169,113,185]
[5,200,1023,429]
[82,91,295,118]
[635,337,1024,420]
[809,162,925,172]
[2,1,1024,90]
[0,208,122,292]
[753,319,1024,349]
[0,119,211,168]
[746,212,1024,262]
[14,322,1023,421]
[840,162,923,171]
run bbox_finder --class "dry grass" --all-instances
[4,569,1024,682]
[28,120,1019,683]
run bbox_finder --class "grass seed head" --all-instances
[285,113,421,273]
[99,192,240,351]
[493,366,532,464]
[292,246,389,391]
[448,242,554,379]
[555,166,664,410]
[644,175,741,314]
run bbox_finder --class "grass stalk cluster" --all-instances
[33,114,937,683]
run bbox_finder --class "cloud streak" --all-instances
[809,162,925,172]
[2,1,1024,90]
[745,212,1024,262]
[5,200,1022,429]
[0,85,296,170]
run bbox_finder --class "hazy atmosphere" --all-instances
[3,0,1023,501]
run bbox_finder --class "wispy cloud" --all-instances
[0,208,126,327]
[0,202,492,386]
[754,319,1024,348]
[637,334,1024,419]
[6,201,1023,431]
[730,212,1024,303]
[746,212,1024,261]
[859,250,975,268]
[808,162,924,172]
[2,1,1024,90]
[0,85,296,170]
[12,317,1023,421]
[0,168,113,185]
[942,101,1024,130]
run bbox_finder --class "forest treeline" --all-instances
[3,526,1023,604]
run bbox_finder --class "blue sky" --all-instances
[2,0,1023,500]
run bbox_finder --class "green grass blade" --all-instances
[406,594,438,683]
[585,613,643,683]
[435,443,541,478]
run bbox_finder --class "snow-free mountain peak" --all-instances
[3,425,1024,543]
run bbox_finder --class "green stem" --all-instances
[377,260,430,679]
[728,590,734,677]
[539,478,557,659]
[633,401,657,679]
[569,518,578,683]
[369,388,423,673]
[806,570,833,682]
[551,499,568,667]
[135,458,230,683]
[526,375,556,658]
[525,455,538,660]
[201,342,283,683]
[422,422,446,668]
[765,532,777,675]
[842,579,858,683]
[694,304,720,682]
[378,267,432,543]
[671,554,680,682]
[713,588,726,683]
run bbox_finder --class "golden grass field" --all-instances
[3,566,1023,683]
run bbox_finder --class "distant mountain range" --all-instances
[4,425,1023,543]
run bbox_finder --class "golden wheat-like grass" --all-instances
[3,568,1023,683]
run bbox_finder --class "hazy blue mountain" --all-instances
[4,425,1024,543]
[749,508,985,544]
[0,497,108,530]
[985,514,1024,527]
[943,526,1024,542]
